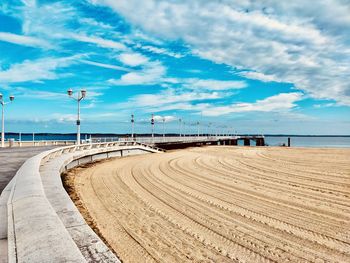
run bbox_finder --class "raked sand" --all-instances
[64,146,350,263]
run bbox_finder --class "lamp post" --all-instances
[0,94,15,148]
[207,122,211,137]
[151,114,154,143]
[178,118,182,137]
[183,121,186,137]
[131,114,135,140]
[67,89,86,145]
[197,121,200,137]
[162,117,166,141]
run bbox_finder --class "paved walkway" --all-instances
[0,147,55,193]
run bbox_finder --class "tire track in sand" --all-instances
[69,146,350,263]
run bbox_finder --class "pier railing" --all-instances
[1,140,76,148]
[92,135,239,144]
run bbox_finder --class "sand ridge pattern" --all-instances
[69,146,350,263]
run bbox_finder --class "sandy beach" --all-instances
[64,146,350,263]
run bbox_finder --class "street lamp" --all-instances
[183,121,186,137]
[162,117,165,140]
[67,89,86,145]
[131,114,135,140]
[0,93,15,148]
[178,118,182,137]
[197,121,200,137]
[151,114,154,142]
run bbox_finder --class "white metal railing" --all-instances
[1,140,77,148]
[91,137,119,143]
[117,135,238,144]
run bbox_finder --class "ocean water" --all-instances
[264,136,350,148]
[3,134,350,148]
[5,134,79,141]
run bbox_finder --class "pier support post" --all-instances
[244,139,250,146]
[256,138,264,146]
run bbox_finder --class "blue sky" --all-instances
[0,0,349,134]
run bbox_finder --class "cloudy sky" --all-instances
[0,0,349,134]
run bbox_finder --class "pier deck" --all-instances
[116,135,265,150]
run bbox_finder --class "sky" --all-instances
[0,0,349,135]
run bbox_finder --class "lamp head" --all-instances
[9,95,14,102]
[67,88,73,97]
[81,89,86,98]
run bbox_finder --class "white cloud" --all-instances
[138,45,184,58]
[130,89,221,108]
[115,89,302,116]
[153,115,177,122]
[118,52,149,66]
[71,34,126,50]
[17,1,127,52]
[239,71,278,83]
[108,60,166,85]
[78,17,113,30]
[0,56,80,83]
[201,92,303,116]
[183,79,247,90]
[93,0,350,105]
[54,114,78,123]
[80,59,131,72]
[21,0,75,38]
[313,102,337,109]
[0,31,52,49]
[112,88,224,114]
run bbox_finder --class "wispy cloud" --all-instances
[80,59,131,72]
[201,92,304,116]
[71,34,127,50]
[116,90,303,116]
[138,44,184,58]
[78,17,114,30]
[0,31,52,49]
[239,71,278,83]
[108,59,166,85]
[118,52,149,67]
[182,79,247,91]
[0,55,81,83]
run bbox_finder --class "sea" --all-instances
[263,136,350,148]
[3,133,350,148]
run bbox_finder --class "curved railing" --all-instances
[1,141,162,262]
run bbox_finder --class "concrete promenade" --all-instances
[0,146,55,193]
[0,141,162,262]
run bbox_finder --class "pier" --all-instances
[115,135,265,150]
